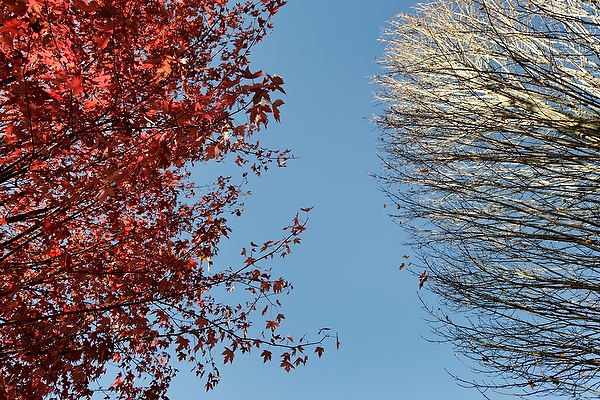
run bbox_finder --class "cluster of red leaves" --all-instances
[0,0,329,399]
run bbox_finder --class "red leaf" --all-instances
[94,34,111,50]
[270,74,286,94]
[272,99,284,123]
[315,347,325,358]
[175,336,190,352]
[260,281,271,292]
[273,278,286,293]
[241,68,263,79]
[110,378,124,388]
[265,320,279,332]
[205,143,220,160]
[260,349,272,363]
[294,356,307,366]
[1,19,26,36]
[222,347,235,364]
[73,0,100,12]
[66,76,84,95]
[280,359,294,372]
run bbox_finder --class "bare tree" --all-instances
[375,0,600,397]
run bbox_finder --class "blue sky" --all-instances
[167,1,564,399]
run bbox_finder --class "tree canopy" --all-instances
[375,0,600,397]
[0,1,329,398]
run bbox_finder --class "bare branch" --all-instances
[375,0,600,397]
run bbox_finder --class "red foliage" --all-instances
[0,0,328,398]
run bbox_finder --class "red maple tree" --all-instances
[0,0,329,398]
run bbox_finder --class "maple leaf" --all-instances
[265,320,280,332]
[272,99,284,122]
[222,348,235,364]
[205,143,220,160]
[280,359,294,372]
[315,347,325,358]
[273,278,286,293]
[157,58,172,77]
[260,281,271,292]
[270,74,286,94]
[111,378,124,388]
[260,349,272,363]
[66,76,84,95]
[97,187,115,202]
[175,336,190,352]
[294,356,307,366]
[73,0,100,12]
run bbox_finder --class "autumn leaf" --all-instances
[97,187,115,202]
[315,347,325,358]
[205,143,220,160]
[280,359,294,372]
[273,278,286,293]
[241,68,263,79]
[73,0,100,12]
[110,378,124,388]
[265,320,280,332]
[260,240,273,251]
[94,34,111,50]
[260,281,271,292]
[260,349,272,363]
[157,58,172,77]
[222,348,235,364]
[175,336,190,352]
[66,76,84,95]
[270,74,286,94]
[272,99,284,122]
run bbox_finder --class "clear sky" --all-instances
[166,1,564,399]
